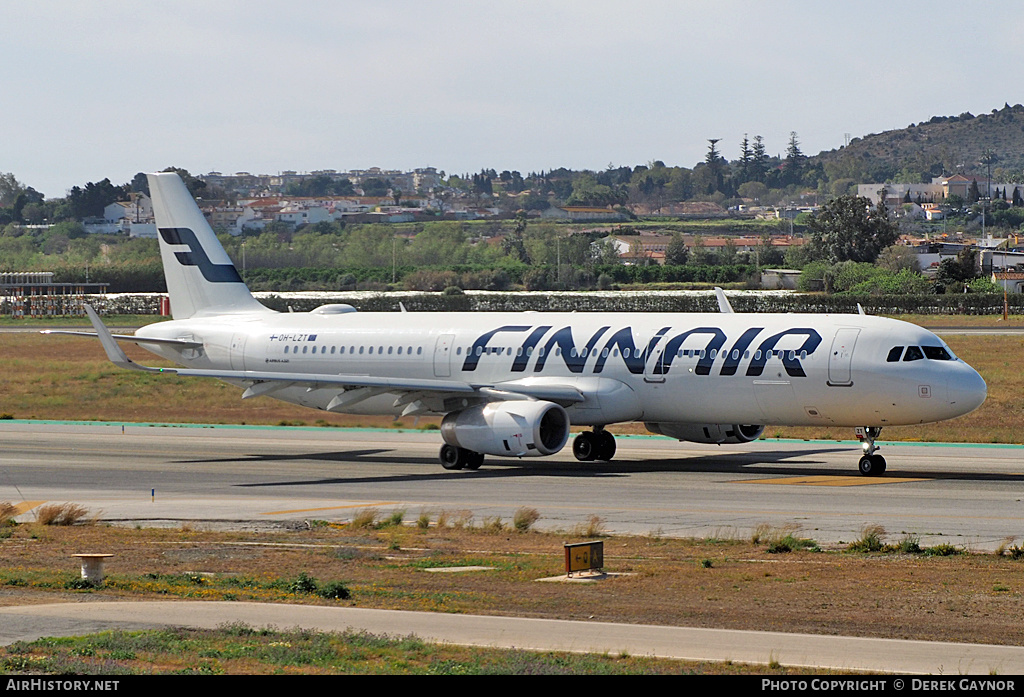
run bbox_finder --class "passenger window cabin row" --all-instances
[281,342,810,363]
[284,344,425,356]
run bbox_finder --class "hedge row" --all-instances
[87,291,1024,316]
[47,262,757,293]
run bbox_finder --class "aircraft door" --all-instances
[229,333,247,371]
[433,334,455,377]
[827,328,859,386]
[644,344,666,383]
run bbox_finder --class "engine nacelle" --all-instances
[441,401,569,457]
[645,422,764,445]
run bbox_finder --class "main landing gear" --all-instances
[855,426,886,476]
[439,444,484,471]
[572,427,617,462]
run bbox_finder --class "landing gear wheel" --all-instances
[439,444,466,470]
[574,430,616,462]
[595,430,616,461]
[464,452,485,470]
[573,432,596,461]
[858,454,887,476]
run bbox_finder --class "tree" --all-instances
[808,194,899,263]
[737,180,767,201]
[968,179,981,204]
[665,235,689,266]
[361,178,390,197]
[876,244,920,273]
[934,248,979,294]
[0,172,25,207]
[750,135,769,183]
[736,134,753,183]
[705,139,725,194]
[66,178,126,219]
[782,131,805,187]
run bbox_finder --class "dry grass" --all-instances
[570,515,606,538]
[349,509,378,529]
[34,503,90,526]
[513,507,541,532]
[0,501,16,526]
[4,523,1024,647]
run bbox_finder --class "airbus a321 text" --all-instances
[53,172,988,476]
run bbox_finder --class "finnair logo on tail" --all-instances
[159,227,244,283]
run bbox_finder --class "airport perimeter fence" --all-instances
[85,291,1024,317]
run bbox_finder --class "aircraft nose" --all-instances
[948,365,987,416]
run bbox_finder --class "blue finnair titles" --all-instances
[459,324,822,378]
[59,172,987,476]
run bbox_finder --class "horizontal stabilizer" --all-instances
[40,330,202,349]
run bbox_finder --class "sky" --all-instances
[3,1,1022,198]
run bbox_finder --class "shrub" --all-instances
[383,509,405,528]
[287,572,319,594]
[513,507,540,532]
[572,515,606,538]
[848,525,886,553]
[891,534,922,554]
[350,509,377,529]
[757,524,819,553]
[0,501,16,526]
[924,543,963,557]
[317,580,351,600]
[36,503,89,526]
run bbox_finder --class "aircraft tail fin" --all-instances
[148,172,270,319]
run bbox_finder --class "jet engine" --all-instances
[645,422,764,444]
[441,401,570,457]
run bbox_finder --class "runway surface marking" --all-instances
[8,501,46,515]
[261,502,402,515]
[738,475,931,486]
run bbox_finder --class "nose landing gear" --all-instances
[855,426,886,476]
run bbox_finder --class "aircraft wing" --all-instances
[76,305,584,406]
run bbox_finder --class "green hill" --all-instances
[811,103,1024,186]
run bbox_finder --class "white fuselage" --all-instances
[135,309,987,429]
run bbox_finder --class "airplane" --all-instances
[53,172,987,476]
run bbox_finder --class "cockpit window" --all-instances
[886,346,903,362]
[922,346,952,361]
[903,346,924,361]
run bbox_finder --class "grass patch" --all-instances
[753,524,820,553]
[848,525,886,553]
[0,625,799,675]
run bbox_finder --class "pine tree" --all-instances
[737,134,753,183]
[751,135,768,183]
[782,131,805,187]
[968,179,980,203]
[705,139,725,194]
